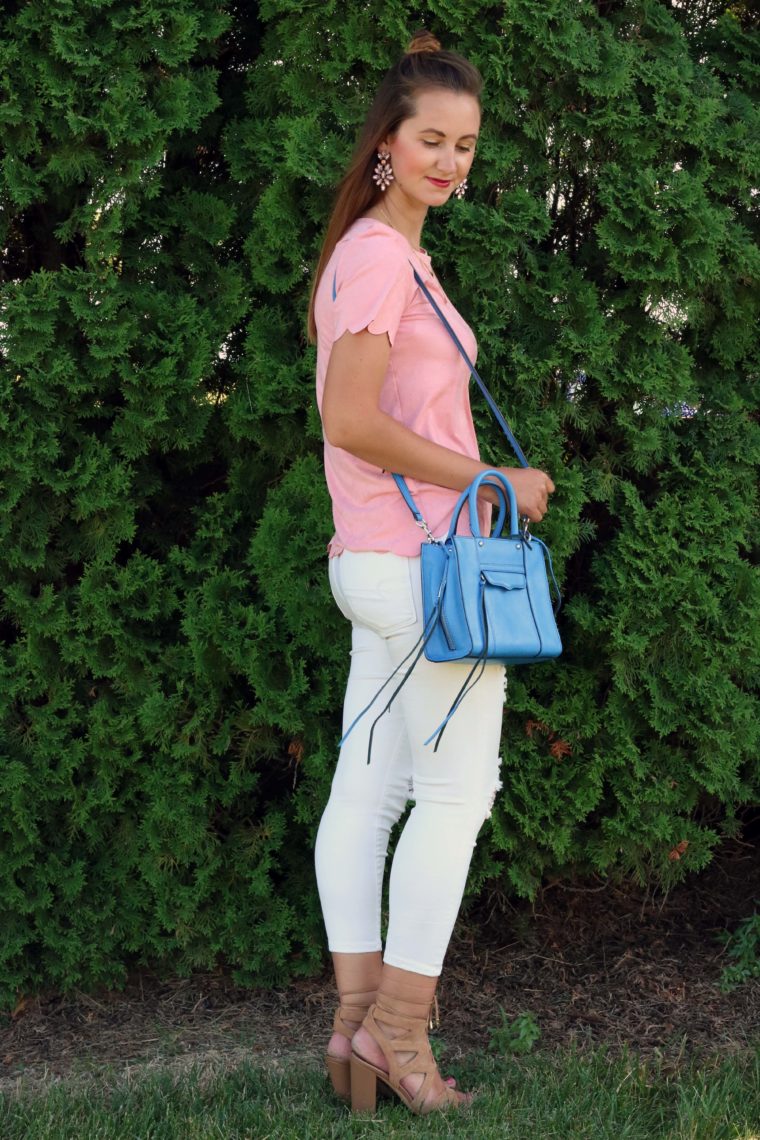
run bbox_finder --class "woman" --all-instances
[308,30,555,1115]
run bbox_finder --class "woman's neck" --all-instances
[369,195,427,252]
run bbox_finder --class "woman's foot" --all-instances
[351,1011,469,1112]
[326,1016,458,1086]
[325,1018,360,1063]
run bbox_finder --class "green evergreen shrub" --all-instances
[0,0,757,1004]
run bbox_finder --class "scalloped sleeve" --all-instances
[331,229,417,346]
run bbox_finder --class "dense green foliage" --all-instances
[1,0,758,1004]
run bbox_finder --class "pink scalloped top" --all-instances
[314,216,488,556]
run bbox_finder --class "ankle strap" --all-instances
[375,993,433,1024]
[333,1003,369,1037]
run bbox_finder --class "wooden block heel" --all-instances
[324,1002,369,1102]
[324,1055,351,1101]
[350,1054,379,1112]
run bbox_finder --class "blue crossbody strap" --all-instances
[411,267,529,466]
[393,265,530,528]
[393,472,425,526]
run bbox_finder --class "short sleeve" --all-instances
[332,227,416,346]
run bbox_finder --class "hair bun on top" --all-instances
[406,29,442,55]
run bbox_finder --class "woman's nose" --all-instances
[436,150,457,174]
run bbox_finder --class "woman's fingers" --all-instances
[498,466,554,523]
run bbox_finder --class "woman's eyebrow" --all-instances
[418,127,479,141]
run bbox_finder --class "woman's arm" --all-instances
[321,328,555,523]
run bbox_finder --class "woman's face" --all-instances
[380,88,481,209]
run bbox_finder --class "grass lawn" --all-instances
[1,1044,758,1140]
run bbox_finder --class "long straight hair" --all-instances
[306,31,482,343]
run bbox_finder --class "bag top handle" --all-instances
[445,469,519,541]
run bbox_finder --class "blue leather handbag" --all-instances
[416,468,562,665]
[384,464,561,751]
[340,266,562,756]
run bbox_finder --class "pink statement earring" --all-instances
[453,178,468,200]
[372,151,394,191]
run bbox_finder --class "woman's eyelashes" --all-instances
[421,139,474,153]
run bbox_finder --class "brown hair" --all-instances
[306,30,482,342]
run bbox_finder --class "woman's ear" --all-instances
[377,128,397,153]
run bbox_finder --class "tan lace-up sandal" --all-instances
[349,996,466,1116]
[326,998,458,1103]
[324,1003,368,1101]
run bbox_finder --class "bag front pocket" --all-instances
[479,567,540,659]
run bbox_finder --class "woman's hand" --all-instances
[485,467,555,523]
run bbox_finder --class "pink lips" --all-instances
[427,177,451,187]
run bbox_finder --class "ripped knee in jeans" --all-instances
[484,767,503,821]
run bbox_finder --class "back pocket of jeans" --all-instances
[330,553,418,636]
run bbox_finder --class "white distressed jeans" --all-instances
[314,550,506,977]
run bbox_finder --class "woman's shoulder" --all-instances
[326,217,418,304]
[317,217,420,345]
[337,216,412,260]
